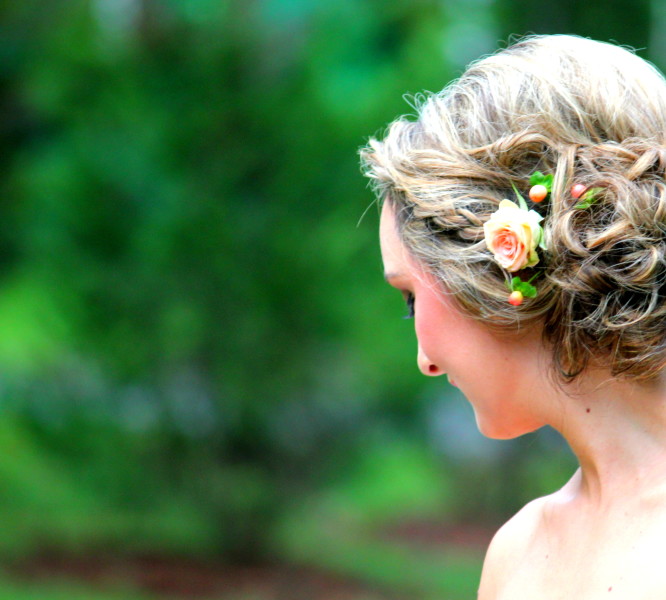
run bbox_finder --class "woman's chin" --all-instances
[474,413,541,440]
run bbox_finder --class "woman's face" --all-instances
[379,202,549,439]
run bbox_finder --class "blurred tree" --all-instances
[0,0,462,561]
[0,0,645,568]
[497,0,650,54]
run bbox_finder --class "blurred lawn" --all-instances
[277,505,482,600]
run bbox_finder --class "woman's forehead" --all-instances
[379,203,405,275]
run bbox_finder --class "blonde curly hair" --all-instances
[361,35,666,381]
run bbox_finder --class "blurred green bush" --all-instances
[0,0,641,577]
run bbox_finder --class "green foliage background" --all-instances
[0,0,659,597]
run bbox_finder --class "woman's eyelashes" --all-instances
[403,292,415,319]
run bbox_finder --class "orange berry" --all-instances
[529,184,548,203]
[508,291,524,306]
[571,184,586,199]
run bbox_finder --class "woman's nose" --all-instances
[417,346,443,376]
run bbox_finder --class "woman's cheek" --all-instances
[414,313,434,358]
[413,291,450,365]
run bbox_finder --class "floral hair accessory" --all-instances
[483,195,545,272]
[573,185,603,209]
[483,175,548,304]
[571,183,586,199]
[528,171,553,203]
[507,275,538,306]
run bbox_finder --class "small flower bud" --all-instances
[508,290,524,306]
[529,184,548,203]
[571,184,586,199]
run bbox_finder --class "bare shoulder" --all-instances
[477,469,666,599]
[476,494,552,599]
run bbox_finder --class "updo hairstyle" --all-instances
[362,35,666,381]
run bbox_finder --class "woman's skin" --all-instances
[380,201,666,599]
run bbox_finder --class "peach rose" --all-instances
[483,200,543,272]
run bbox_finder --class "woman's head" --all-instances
[380,199,549,438]
[363,35,666,382]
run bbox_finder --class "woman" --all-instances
[362,35,666,598]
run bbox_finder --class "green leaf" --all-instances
[517,281,538,298]
[511,182,529,211]
[574,187,604,209]
[529,172,543,186]
[510,277,538,298]
[529,171,553,192]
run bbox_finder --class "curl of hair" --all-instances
[361,35,666,381]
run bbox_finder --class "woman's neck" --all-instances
[546,371,666,507]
